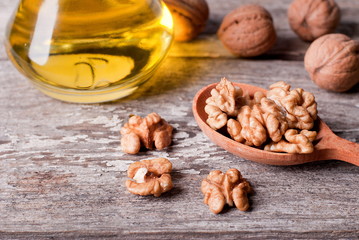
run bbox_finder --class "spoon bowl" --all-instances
[192,82,359,166]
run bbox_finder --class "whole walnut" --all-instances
[304,34,359,92]
[288,0,341,42]
[217,4,277,57]
[163,0,209,42]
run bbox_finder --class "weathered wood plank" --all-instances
[0,0,358,239]
[1,230,359,240]
[1,57,358,236]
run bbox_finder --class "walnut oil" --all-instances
[5,0,173,103]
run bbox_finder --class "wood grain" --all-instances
[0,0,358,239]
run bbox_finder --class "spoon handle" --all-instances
[326,134,359,166]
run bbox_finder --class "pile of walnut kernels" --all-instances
[121,113,253,214]
[205,78,318,154]
[120,77,320,214]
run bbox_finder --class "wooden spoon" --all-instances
[192,82,359,166]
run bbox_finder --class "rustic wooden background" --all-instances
[0,0,358,239]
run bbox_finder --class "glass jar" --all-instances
[5,0,173,103]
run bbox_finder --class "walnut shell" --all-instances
[217,4,277,57]
[304,34,359,92]
[164,0,209,42]
[288,0,341,42]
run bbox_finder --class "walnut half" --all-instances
[205,77,244,130]
[267,81,317,130]
[120,113,173,154]
[201,169,253,214]
[264,129,317,153]
[126,158,173,197]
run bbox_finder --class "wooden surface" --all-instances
[0,0,359,239]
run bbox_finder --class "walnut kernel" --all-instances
[205,77,244,130]
[237,105,268,146]
[126,158,173,197]
[207,77,244,117]
[205,104,228,130]
[267,81,317,130]
[120,113,173,154]
[204,78,319,154]
[227,119,244,143]
[264,129,317,153]
[201,169,252,214]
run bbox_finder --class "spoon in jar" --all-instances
[192,82,359,166]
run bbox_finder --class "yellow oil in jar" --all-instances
[5,0,173,103]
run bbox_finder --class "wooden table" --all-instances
[1,0,358,239]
